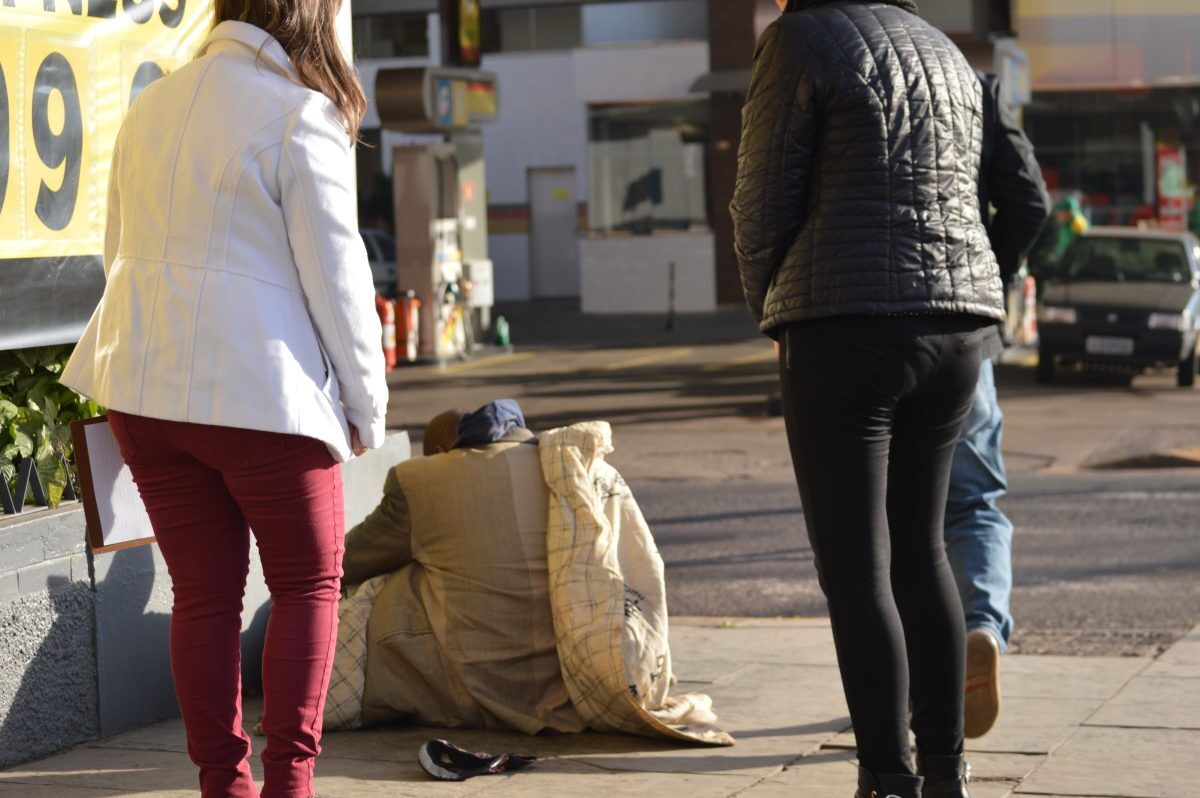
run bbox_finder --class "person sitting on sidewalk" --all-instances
[945,71,1051,740]
[322,400,731,746]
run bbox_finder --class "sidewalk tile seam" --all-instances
[1012,787,1123,792]
[1081,721,1200,731]
[710,663,762,686]
[1072,656,1155,724]
[541,758,616,774]
[1005,723,1087,797]
[559,759,786,778]
[85,744,182,754]
[0,781,126,795]
[724,752,809,798]
[726,776,779,798]
[704,660,840,670]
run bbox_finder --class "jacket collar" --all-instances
[197,21,296,78]
[459,427,537,450]
[786,0,919,14]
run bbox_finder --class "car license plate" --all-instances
[1085,336,1135,356]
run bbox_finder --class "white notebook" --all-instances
[73,417,155,552]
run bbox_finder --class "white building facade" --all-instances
[355,0,718,312]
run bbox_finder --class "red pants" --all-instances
[108,412,344,798]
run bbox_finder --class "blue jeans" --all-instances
[944,358,1014,652]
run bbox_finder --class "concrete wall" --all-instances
[489,235,534,302]
[481,50,589,302]
[580,230,716,313]
[0,510,97,768]
[0,432,411,769]
[573,40,708,103]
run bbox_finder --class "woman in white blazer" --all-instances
[60,1,387,795]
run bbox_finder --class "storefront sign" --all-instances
[439,0,480,68]
[1157,144,1188,231]
[0,0,212,349]
[994,39,1031,107]
[458,0,480,67]
[434,77,456,127]
[376,67,498,133]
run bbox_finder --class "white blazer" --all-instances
[62,22,388,463]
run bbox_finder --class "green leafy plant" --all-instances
[1,345,102,509]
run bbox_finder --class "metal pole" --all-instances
[665,261,676,331]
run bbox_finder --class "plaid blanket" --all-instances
[323,575,386,731]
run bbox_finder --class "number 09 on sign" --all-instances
[0,26,186,257]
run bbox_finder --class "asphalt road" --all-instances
[385,307,1200,655]
[632,470,1200,656]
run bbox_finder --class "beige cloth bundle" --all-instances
[540,422,733,746]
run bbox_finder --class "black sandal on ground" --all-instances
[417,739,536,782]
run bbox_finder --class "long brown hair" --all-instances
[213,0,366,141]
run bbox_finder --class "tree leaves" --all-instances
[7,422,35,459]
[1,345,102,510]
[35,433,66,509]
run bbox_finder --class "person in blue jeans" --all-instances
[946,73,1051,740]
[946,357,1014,739]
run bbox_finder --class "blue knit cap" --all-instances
[453,400,527,449]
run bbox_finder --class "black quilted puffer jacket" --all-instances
[731,0,1005,334]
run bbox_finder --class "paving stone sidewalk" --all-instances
[2,618,1196,797]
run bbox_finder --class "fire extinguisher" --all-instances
[376,294,397,371]
[396,290,421,364]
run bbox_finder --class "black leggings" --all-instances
[779,314,987,775]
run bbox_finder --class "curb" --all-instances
[1089,447,1200,470]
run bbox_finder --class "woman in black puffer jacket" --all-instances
[732,2,1002,797]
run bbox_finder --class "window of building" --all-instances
[480,0,706,54]
[581,0,707,46]
[977,0,1013,37]
[1025,88,1200,232]
[588,101,709,235]
[481,7,583,54]
[353,14,430,60]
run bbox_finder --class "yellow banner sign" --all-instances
[0,0,212,260]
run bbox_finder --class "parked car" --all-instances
[1036,227,1200,388]
[360,228,397,296]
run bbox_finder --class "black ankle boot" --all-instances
[917,753,971,798]
[854,766,924,798]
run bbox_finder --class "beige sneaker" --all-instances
[964,628,1001,738]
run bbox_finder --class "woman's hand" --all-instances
[349,424,367,457]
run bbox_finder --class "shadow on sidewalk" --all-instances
[493,299,760,350]
[733,720,853,740]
